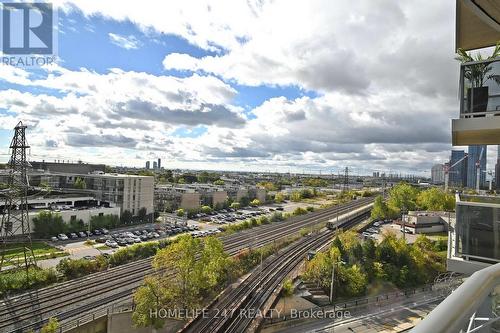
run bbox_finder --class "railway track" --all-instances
[0,198,373,332]
[183,211,370,333]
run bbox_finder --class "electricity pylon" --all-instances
[0,121,37,282]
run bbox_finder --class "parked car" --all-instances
[105,240,119,248]
[140,235,148,241]
[100,228,109,234]
[96,237,108,243]
[83,255,95,260]
[133,230,142,236]
[93,229,102,236]
[68,232,79,239]
[50,236,58,242]
[85,231,93,237]
[77,231,87,238]
[57,233,68,241]
[116,239,127,246]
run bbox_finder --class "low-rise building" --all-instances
[401,211,449,234]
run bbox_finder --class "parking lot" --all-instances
[359,220,418,244]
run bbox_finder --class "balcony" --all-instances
[452,58,500,145]
[411,262,500,333]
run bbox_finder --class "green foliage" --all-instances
[250,199,261,207]
[32,211,66,238]
[133,236,232,328]
[56,256,108,279]
[121,210,133,224]
[201,205,213,214]
[176,208,185,217]
[90,214,120,229]
[230,202,241,210]
[371,195,390,220]
[269,212,284,222]
[302,178,329,187]
[213,179,225,186]
[274,192,285,203]
[387,182,418,212]
[455,43,500,87]
[40,317,60,333]
[239,196,250,207]
[257,181,278,191]
[108,242,159,266]
[73,177,86,189]
[303,231,446,299]
[290,191,302,202]
[0,267,58,296]
[282,278,294,297]
[416,187,455,211]
[292,207,308,216]
[306,206,314,212]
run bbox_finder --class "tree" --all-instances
[213,179,225,186]
[176,208,185,217]
[417,187,455,211]
[133,236,232,329]
[230,202,241,210]
[138,207,147,219]
[256,181,278,191]
[371,195,389,220]
[250,199,261,207]
[40,317,59,333]
[274,192,285,203]
[73,177,86,189]
[387,182,418,213]
[121,210,133,224]
[201,205,212,214]
[32,211,66,238]
[290,191,302,202]
[292,207,307,216]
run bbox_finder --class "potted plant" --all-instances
[455,43,500,114]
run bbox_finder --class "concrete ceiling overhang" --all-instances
[456,0,500,51]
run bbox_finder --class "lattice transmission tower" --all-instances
[342,167,349,192]
[0,121,37,280]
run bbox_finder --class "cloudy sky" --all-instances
[0,0,496,175]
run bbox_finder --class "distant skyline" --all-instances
[0,0,497,175]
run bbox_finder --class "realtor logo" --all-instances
[2,2,53,54]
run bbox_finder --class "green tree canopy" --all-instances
[417,187,455,211]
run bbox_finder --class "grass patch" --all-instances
[2,242,60,259]
[95,245,110,250]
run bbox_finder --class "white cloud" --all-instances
[108,32,141,50]
[0,0,474,174]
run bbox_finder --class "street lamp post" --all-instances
[329,260,345,333]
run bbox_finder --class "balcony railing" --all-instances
[411,263,500,333]
[453,58,500,145]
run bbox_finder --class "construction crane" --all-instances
[444,153,468,192]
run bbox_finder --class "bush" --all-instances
[270,212,284,222]
[306,206,314,212]
[292,207,308,216]
[0,267,58,296]
[56,257,108,279]
[108,242,160,266]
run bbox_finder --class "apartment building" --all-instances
[27,171,154,216]
[447,0,500,275]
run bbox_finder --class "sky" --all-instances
[0,0,497,175]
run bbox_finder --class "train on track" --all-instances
[326,203,373,231]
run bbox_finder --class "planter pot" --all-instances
[466,86,489,115]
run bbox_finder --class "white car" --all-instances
[57,233,68,241]
[105,240,119,248]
